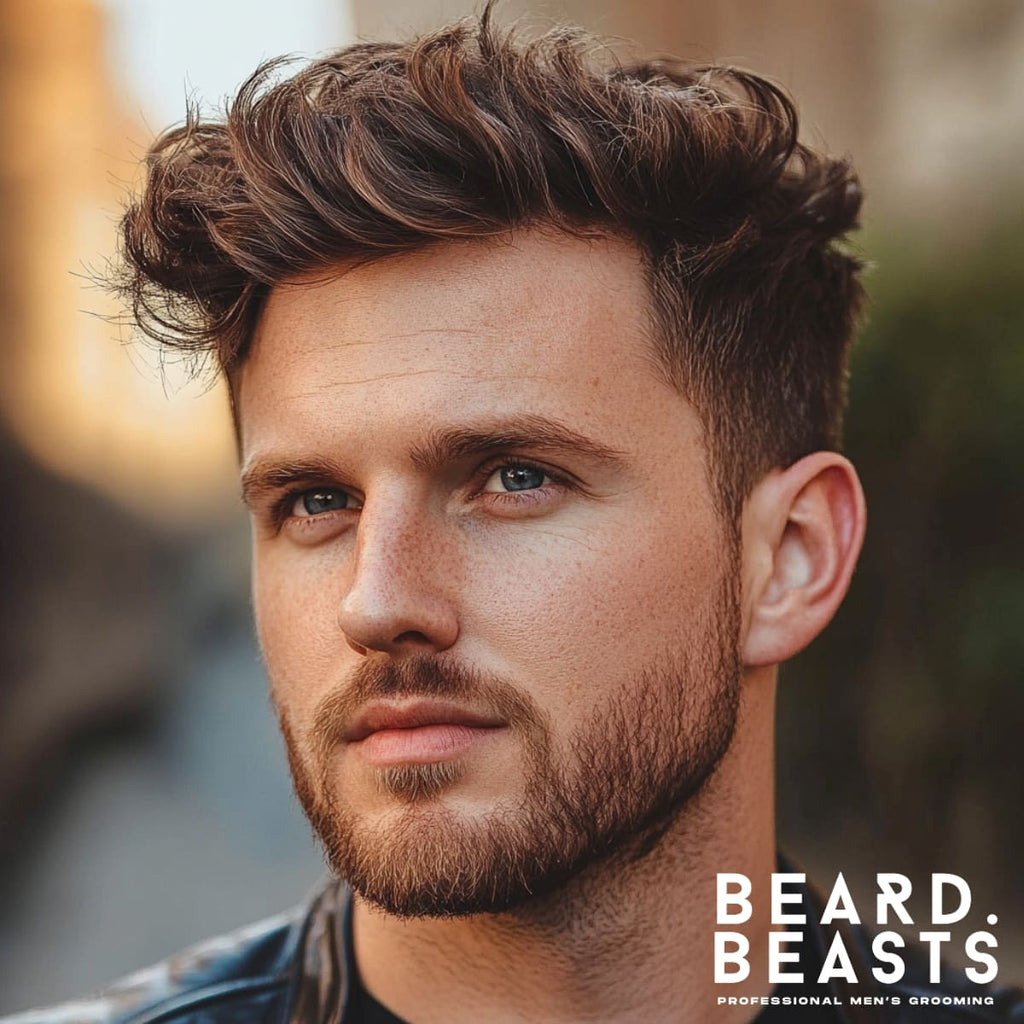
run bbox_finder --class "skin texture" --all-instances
[238,230,866,1024]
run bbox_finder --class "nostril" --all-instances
[344,636,369,656]
[393,630,432,646]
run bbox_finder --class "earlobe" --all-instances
[741,452,866,668]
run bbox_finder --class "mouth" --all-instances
[343,700,507,766]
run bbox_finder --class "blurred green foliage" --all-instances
[777,217,1024,899]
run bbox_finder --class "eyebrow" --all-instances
[241,457,348,508]
[408,414,630,473]
[240,414,630,507]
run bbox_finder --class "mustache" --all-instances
[310,655,547,759]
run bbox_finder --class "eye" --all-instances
[290,488,361,517]
[481,463,550,493]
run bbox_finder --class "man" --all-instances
[6,8,1022,1024]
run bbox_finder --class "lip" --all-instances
[342,700,506,743]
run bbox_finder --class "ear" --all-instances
[741,451,866,668]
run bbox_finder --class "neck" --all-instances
[353,670,777,1024]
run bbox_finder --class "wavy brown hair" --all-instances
[116,6,865,519]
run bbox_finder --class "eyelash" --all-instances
[269,457,572,529]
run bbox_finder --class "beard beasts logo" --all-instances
[715,872,1000,988]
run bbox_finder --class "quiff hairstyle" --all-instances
[118,6,865,521]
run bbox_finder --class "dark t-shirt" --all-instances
[349,980,407,1024]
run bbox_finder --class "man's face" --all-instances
[238,231,743,917]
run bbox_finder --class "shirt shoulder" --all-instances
[0,898,317,1024]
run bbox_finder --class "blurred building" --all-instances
[0,0,237,523]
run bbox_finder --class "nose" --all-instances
[338,499,459,657]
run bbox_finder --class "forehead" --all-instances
[236,231,677,459]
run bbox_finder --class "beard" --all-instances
[276,564,742,919]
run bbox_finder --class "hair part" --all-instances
[115,4,865,519]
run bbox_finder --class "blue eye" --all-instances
[291,489,357,517]
[483,464,548,493]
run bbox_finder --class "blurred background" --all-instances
[0,0,1021,1011]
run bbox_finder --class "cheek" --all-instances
[252,549,350,729]
[461,504,723,713]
